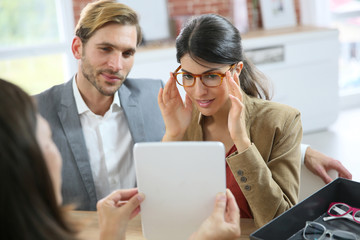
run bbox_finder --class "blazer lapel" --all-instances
[119,83,146,143]
[58,80,97,200]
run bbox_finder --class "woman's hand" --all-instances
[189,189,241,240]
[226,71,251,152]
[97,188,145,240]
[158,73,193,141]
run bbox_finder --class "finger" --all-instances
[118,188,138,199]
[108,188,138,203]
[317,167,333,184]
[232,69,241,86]
[97,190,125,210]
[229,94,244,115]
[226,71,234,95]
[120,193,145,219]
[225,189,240,223]
[162,73,172,103]
[170,74,183,100]
[339,171,352,180]
[226,71,243,102]
[229,94,242,107]
[158,87,164,108]
[212,192,227,219]
[163,72,177,102]
[328,160,352,179]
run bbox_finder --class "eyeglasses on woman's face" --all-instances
[173,64,236,88]
[303,221,359,240]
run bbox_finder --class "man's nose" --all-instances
[108,53,123,72]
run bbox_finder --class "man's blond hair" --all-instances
[75,0,142,45]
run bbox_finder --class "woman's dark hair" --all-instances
[176,14,270,100]
[0,79,78,240]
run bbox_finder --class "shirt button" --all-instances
[237,170,244,176]
[245,185,251,191]
[240,176,247,182]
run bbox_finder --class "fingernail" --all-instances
[217,192,226,201]
[137,193,145,202]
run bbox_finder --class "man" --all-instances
[36,0,165,210]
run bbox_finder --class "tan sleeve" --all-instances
[226,112,302,228]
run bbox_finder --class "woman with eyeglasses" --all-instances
[158,13,302,228]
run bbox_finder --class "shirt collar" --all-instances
[72,75,121,115]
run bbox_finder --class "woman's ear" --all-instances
[232,62,243,85]
[71,36,83,60]
[236,61,243,75]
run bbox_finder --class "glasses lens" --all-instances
[304,222,325,240]
[333,230,358,240]
[354,210,360,222]
[202,74,222,87]
[329,203,350,216]
[176,73,194,86]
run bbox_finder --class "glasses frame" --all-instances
[173,64,236,88]
[303,221,359,240]
[323,202,360,224]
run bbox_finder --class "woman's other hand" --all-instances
[226,70,251,153]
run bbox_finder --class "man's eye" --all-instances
[100,47,111,52]
[123,51,135,57]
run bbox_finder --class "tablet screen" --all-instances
[134,141,226,240]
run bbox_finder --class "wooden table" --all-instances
[70,211,257,240]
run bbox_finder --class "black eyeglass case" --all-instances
[250,178,360,240]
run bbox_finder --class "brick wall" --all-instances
[167,0,301,31]
[73,0,94,26]
[167,0,232,18]
[72,0,301,35]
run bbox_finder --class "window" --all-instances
[0,0,76,95]
[330,0,360,108]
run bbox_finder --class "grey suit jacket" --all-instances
[35,78,165,210]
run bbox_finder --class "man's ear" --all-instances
[71,36,82,60]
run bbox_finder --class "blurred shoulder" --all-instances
[34,80,70,101]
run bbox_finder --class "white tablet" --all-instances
[134,141,226,240]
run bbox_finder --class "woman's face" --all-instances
[36,115,63,204]
[180,54,234,117]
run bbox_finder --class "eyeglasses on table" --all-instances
[323,202,360,224]
[303,221,359,240]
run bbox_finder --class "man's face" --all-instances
[77,23,137,96]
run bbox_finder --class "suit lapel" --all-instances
[58,80,97,200]
[119,82,146,143]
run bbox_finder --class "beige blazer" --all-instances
[183,92,302,228]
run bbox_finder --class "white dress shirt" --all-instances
[72,77,135,199]
[301,143,309,165]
